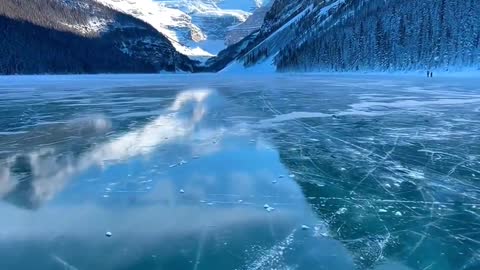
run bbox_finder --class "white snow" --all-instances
[94,0,212,56]
[195,39,226,55]
[221,55,276,74]
[301,225,310,230]
[94,0,268,56]
[61,17,112,35]
[245,4,313,56]
[220,4,313,72]
[225,1,273,46]
[260,111,330,124]
[263,203,275,212]
[51,255,79,270]
[316,0,346,18]
[244,229,295,270]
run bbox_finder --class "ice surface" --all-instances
[0,74,479,270]
[301,225,310,230]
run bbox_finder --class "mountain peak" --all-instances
[94,0,271,57]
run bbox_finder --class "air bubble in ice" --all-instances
[264,204,275,212]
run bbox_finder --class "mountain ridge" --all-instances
[0,0,195,74]
[209,0,480,73]
[1,0,479,74]
[94,0,269,57]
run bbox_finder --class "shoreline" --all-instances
[0,70,479,79]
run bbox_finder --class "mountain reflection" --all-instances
[0,89,213,210]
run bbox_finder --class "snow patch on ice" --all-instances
[244,229,296,270]
[350,98,480,111]
[336,207,348,215]
[260,112,329,124]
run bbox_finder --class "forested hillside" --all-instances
[0,0,195,74]
[203,0,309,71]
[2,0,478,74]
[209,0,480,72]
[277,0,480,71]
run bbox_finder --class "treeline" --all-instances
[204,0,313,72]
[0,0,101,35]
[277,0,480,71]
[0,15,155,74]
[244,48,268,66]
[0,0,195,74]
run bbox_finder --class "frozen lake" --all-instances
[0,74,479,270]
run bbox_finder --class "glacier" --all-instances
[94,0,271,57]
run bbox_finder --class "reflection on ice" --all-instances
[0,74,479,270]
[0,203,312,269]
[0,89,214,209]
[90,89,212,161]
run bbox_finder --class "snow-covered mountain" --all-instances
[94,0,270,57]
[6,0,475,74]
[225,1,273,46]
[0,0,195,74]
[275,0,480,72]
[210,0,480,73]
[205,0,316,71]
